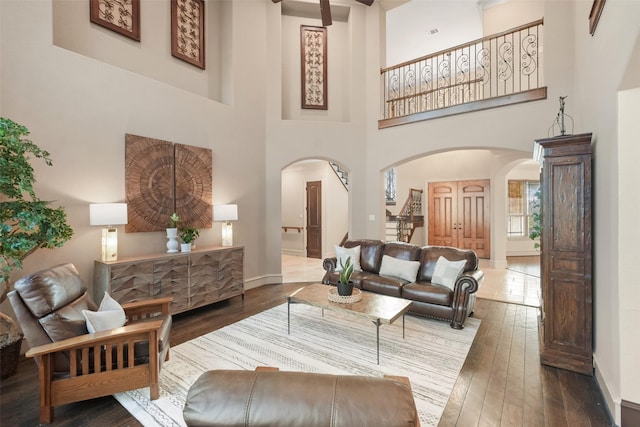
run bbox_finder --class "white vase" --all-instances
[181,242,192,253]
[166,228,179,253]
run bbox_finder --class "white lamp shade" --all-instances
[214,204,238,222]
[89,203,128,226]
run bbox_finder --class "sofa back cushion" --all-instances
[382,242,422,261]
[344,240,385,273]
[418,246,478,282]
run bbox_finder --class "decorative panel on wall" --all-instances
[125,134,212,232]
[171,0,205,69]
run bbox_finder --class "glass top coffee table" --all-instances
[287,283,413,364]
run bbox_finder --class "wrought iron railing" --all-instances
[380,19,544,121]
[396,188,423,243]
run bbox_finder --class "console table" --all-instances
[94,246,244,314]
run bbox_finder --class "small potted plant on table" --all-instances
[337,256,354,296]
[179,226,199,252]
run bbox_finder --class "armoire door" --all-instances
[306,180,322,259]
[428,179,490,258]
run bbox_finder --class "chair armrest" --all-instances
[121,296,173,319]
[25,320,164,359]
[323,257,337,273]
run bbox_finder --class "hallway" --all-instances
[281,254,541,307]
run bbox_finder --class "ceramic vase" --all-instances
[166,228,179,253]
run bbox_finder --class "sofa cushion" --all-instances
[14,263,92,318]
[402,282,452,306]
[382,241,422,261]
[361,275,404,297]
[335,245,362,272]
[432,256,467,290]
[417,246,478,282]
[344,239,385,273]
[379,255,420,282]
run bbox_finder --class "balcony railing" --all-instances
[380,19,545,128]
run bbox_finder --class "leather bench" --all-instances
[183,368,420,427]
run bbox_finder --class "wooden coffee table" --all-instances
[287,283,413,364]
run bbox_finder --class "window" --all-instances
[385,168,396,205]
[507,180,540,237]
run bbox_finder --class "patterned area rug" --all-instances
[115,303,480,426]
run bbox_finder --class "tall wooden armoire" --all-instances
[534,133,593,375]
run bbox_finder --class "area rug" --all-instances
[114,303,480,427]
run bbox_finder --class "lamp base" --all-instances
[101,227,118,261]
[221,222,233,247]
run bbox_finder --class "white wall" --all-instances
[280,160,348,258]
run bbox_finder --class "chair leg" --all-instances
[38,355,54,424]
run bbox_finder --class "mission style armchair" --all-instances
[8,263,172,424]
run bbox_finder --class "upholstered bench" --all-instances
[183,368,420,427]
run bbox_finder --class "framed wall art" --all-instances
[125,134,212,233]
[300,25,328,110]
[171,0,206,69]
[90,0,140,41]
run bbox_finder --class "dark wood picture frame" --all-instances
[90,0,140,41]
[301,25,328,110]
[171,0,206,69]
[589,0,606,35]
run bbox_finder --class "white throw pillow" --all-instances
[379,255,420,282]
[82,292,126,333]
[335,245,362,272]
[432,256,467,291]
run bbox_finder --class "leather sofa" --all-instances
[322,239,483,329]
[183,369,419,427]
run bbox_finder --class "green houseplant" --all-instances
[180,226,199,244]
[528,187,542,250]
[0,117,73,377]
[337,256,354,296]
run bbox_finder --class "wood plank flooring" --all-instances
[0,283,612,426]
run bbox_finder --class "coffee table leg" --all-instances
[375,319,381,365]
[287,297,291,335]
[403,315,405,339]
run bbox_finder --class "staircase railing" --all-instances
[329,162,348,191]
[380,19,544,125]
[395,188,424,243]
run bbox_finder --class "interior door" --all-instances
[306,181,322,259]
[428,179,490,258]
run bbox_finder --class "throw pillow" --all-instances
[82,292,126,333]
[379,255,420,282]
[335,245,362,272]
[432,256,467,290]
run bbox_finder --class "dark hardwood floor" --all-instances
[0,283,612,426]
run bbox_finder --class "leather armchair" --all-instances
[8,263,172,424]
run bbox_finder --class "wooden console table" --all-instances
[94,246,244,314]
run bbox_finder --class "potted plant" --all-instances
[166,213,180,253]
[0,117,73,378]
[179,226,199,252]
[528,187,542,250]
[337,256,354,296]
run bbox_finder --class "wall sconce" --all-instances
[89,203,128,261]
[214,204,238,247]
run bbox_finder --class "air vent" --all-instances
[428,28,439,35]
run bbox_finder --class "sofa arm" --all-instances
[323,257,337,273]
[450,270,484,330]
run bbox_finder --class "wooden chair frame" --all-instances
[25,297,172,424]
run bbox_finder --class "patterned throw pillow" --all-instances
[432,256,467,290]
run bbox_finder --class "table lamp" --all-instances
[214,204,238,246]
[89,203,128,261]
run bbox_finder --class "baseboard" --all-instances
[281,249,305,257]
[594,354,621,425]
[622,400,640,427]
[489,259,508,269]
[244,274,282,290]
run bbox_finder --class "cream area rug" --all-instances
[114,303,480,427]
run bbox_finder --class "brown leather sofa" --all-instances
[322,239,483,329]
[183,369,419,427]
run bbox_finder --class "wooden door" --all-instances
[428,180,490,258]
[306,181,322,259]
